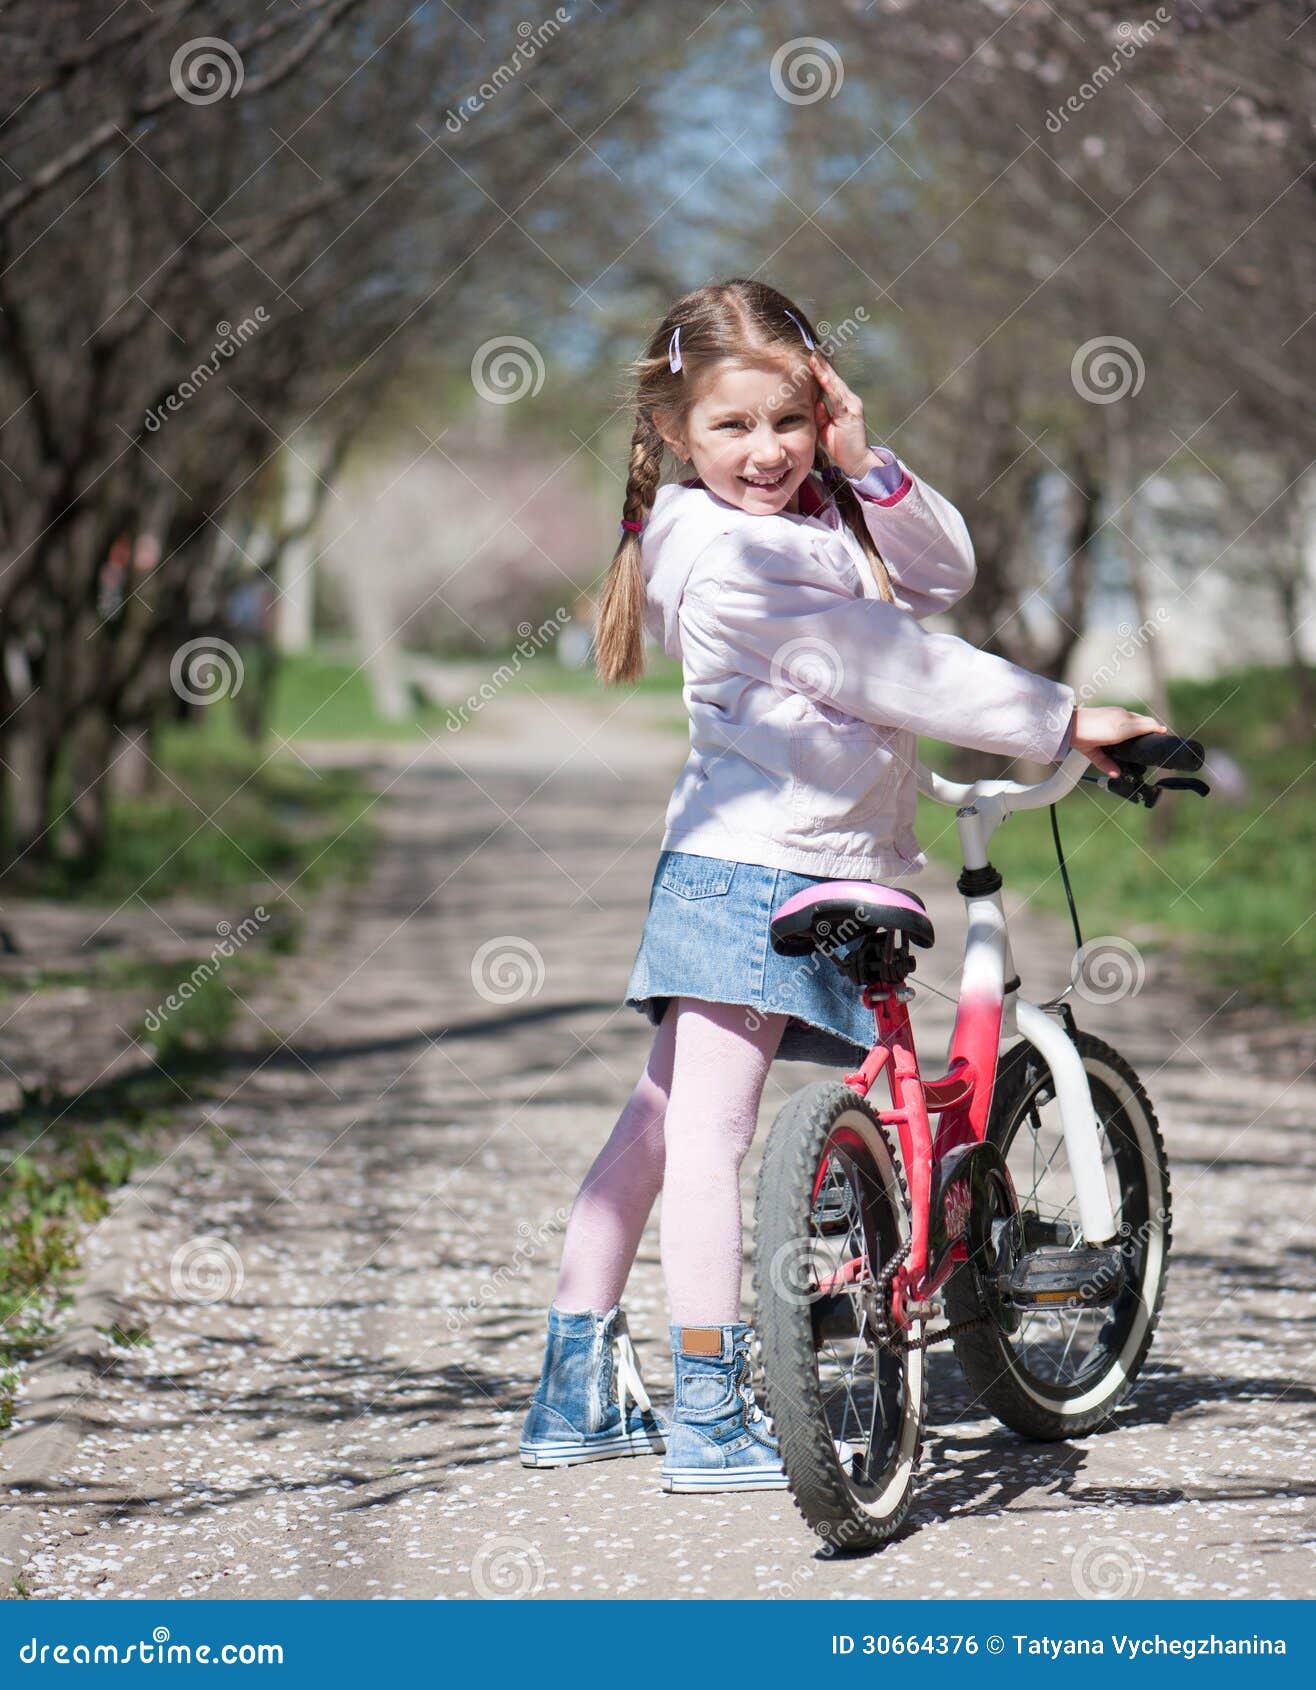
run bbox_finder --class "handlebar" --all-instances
[1102,732,1204,773]
[917,734,1209,813]
[916,749,1089,811]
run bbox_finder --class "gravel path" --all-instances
[7,687,1313,1599]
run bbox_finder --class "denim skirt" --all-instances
[624,849,879,1066]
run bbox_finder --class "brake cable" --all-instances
[1049,800,1084,956]
[1051,759,1209,979]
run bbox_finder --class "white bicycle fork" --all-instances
[955,801,1118,1247]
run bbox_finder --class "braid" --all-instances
[623,411,665,529]
[595,411,666,684]
[597,281,897,683]
[815,450,895,604]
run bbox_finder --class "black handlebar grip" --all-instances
[1101,732,1204,772]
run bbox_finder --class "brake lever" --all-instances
[1106,768,1149,803]
[1095,769,1211,807]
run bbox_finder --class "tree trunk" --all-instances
[4,703,60,869]
[1106,415,1174,845]
[61,706,116,871]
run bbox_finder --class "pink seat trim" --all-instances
[771,880,926,923]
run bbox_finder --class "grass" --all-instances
[255,651,1308,1014]
[195,646,689,744]
[506,652,688,697]
[14,737,374,906]
[0,963,266,1431]
[261,650,455,741]
[0,727,377,1432]
[0,1106,148,1428]
[916,666,1315,1016]
[0,1049,235,1429]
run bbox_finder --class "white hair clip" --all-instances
[784,308,814,350]
[667,324,683,373]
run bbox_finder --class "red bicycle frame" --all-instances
[810,748,1124,1332]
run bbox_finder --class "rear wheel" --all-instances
[754,1082,925,1550]
[947,1030,1171,1439]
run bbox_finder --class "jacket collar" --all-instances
[676,471,832,525]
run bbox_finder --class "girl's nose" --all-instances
[749,440,790,470]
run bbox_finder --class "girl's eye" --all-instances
[716,414,806,430]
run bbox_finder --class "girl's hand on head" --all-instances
[1070,706,1170,777]
[808,350,873,480]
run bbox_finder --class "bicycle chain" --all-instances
[868,1236,992,1354]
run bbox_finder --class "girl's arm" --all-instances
[810,352,975,619]
[850,446,908,501]
[682,534,1074,765]
[844,445,977,620]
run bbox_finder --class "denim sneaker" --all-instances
[520,1303,668,1467]
[660,1322,789,1493]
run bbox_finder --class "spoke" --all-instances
[816,1166,874,1451]
[1001,1078,1138,1388]
[818,1337,863,1446]
[1017,1123,1069,1213]
[1055,1307,1094,1380]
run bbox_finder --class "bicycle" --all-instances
[753,732,1210,1549]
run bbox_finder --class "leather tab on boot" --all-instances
[680,1327,723,1357]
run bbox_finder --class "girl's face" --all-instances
[657,357,817,516]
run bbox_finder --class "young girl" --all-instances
[519,278,1167,1492]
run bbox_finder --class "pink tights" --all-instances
[552,999,787,1324]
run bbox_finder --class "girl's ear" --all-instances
[651,406,688,463]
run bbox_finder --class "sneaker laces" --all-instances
[733,1338,775,1434]
[612,1311,654,1426]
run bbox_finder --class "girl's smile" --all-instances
[656,358,817,515]
[738,467,790,491]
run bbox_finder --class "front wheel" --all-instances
[947,1029,1171,1440]
[754,1082,926,1550]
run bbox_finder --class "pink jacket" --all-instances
[640,454,1076,881]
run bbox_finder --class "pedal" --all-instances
[999,1243,1125,1309]
[811,1173,855,1236]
